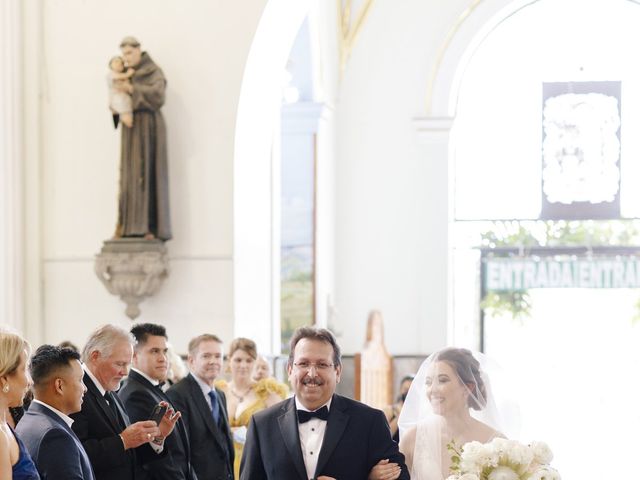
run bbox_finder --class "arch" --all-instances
[428,0,540,117]
[233,0,312,354]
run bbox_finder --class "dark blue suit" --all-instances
[16,401,95,480]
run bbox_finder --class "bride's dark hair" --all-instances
[436,347,487,410]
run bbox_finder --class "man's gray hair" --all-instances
[81,324,135,362]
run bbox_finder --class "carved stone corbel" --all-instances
[95,239,169,319]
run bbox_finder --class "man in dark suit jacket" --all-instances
[167,334,234,480]
[240,327,409,480]
[70,325,180,480]
[118,323,197,480]
[16,345,95,479]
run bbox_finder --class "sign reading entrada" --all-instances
[485,257,640,291]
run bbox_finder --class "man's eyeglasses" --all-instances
[293,361,334,371]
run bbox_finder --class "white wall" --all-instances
[22,0,266,353]
[332,0,490,355]
[16,0,519,357]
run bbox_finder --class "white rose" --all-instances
[487,466,519,480]
[459,441,485,471]
[459,474,480,480]
[505,442,534,468]
[530,441,554,465]
[461,441,498,471]
[490,437,509,453]
[528,467,561,480]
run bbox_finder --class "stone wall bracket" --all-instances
[94,238,169,320]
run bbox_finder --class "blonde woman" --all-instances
[0,327,39,479]
[215,338,287,478]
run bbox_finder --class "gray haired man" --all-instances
[70,325,179,480]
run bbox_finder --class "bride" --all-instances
[398,347,516,480]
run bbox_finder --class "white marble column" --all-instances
[412,115,455,351]
[0,0,24,330]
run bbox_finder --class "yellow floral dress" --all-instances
[215,378,288,478]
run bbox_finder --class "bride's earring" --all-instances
[2,384,9,393]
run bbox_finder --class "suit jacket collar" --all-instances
[277,398,307,480]
[27,400,77,437]
[83,371,126,431]
[130,367,161,387]
[128,369,161,392]
[314,394,349,477]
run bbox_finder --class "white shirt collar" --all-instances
[32,399,74,428]
[294,396,332,413]
[190,371,214,395]
[82,363,107,396]
[131,367,161,386]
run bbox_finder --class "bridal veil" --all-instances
[398,347,519,480]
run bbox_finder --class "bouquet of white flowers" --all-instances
[446,438,561,480]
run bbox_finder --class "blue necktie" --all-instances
[208,390,221,425]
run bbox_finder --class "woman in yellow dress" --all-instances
[215,338,287,478]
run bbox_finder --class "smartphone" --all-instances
[148,403,167,425]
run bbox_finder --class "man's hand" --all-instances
[157,401,181,438]
[317,477,337,480]
[120,420,160,449]
[368,459,402,480]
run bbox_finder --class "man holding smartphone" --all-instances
[119,323,197,480]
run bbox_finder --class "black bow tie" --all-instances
[297,406,329,423]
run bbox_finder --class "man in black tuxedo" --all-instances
[118,323,197,480]
[240,327,409,480]
[71,325,180,480]
[167,334,234,480]
[16,345,95,479]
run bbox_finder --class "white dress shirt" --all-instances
[32,399,75,428]
[295,397,332,480]
[190,372,218,410]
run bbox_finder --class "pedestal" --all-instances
[94,238,169,320]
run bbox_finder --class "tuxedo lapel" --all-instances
[314,395,349,477]
[84,372,123,432]
[110,391,131,427]
[277,398,307,480]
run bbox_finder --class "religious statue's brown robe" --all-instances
[117,51,171,241]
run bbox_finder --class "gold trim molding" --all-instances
[425,0,483,114]
[338,0,375,73]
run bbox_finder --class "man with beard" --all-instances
[114,36,171,241]
[240,327,409,480]
[71,325,178,480]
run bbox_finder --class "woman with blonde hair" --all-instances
[0,327,39,479]
[215,338,287,478]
